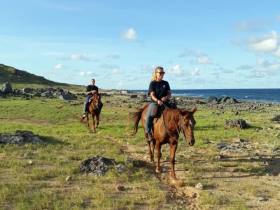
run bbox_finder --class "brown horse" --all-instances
[86,93,100,132]
[132,104,196,178]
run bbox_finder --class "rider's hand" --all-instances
[161,96,166,102]
[157,100,163,106]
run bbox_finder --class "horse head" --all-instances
[89,94,99,111]
[179,107,197,146]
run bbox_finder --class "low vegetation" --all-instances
[1,92,280,209]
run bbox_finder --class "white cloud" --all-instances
[236,64,254,71]
[106,54,120,59]
[140,64,157,73]
[112,68,120,74]
[179,49,213,65]
[54,63,64,70]
[249,31,278,52]
[191,67,200,76]
[79,71,97,77]
[235,20,267,32]
[169,64,183,75]
[248,58,280,78]
[197,55,212,64]
[257,59,280,71]
[122,28,137,41]
[63,53,95,61]
[69,53,93,61]
[275,47,280,57]
[116,81,123,89]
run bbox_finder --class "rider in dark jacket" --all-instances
[81,79,103,120]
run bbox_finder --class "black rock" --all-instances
[2,82,13,94]
[225,119,249,129]
[0,130,44,144]
[80,156,116,176]
[207,96,218,103]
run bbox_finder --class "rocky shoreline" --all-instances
[1,82,280,111]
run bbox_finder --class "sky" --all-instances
[1,0,280,89]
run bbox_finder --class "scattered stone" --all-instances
[0,130,44,144]
[115,164,126,173]
[195,183,203,190]
[271,115,280,123]
[130,94,138,98]
[59,91,77,101]
[257,196,269,202]
[65,176,71,182]
[207,96,218,103]
[28,160,33,165]
[116,184,126,191]
[2,82,13,94]
[216,142,228,150]
[41,91,54,98]
[217,138,251,155]
[22,88,34,94]
[225,119,249,129]
[80,156,116,176]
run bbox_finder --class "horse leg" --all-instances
[151,139,156,162]
[144,133,154,162]
[169,142,178,179]
[96,113,100,128]
[155,141,161,173]
[86,114,90,128]
[148,141,154,162]
[92,114,96,132]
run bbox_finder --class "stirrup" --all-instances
[147,133,153,142]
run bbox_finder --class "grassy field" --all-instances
[1,95,280,209]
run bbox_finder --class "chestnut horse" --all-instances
[86,93,100,132]
[132,104,196,178]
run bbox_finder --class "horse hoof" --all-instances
[169,178,184,187]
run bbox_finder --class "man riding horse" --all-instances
[146,66,175,142]
[81,79,103,121]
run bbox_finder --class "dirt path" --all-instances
[121,139,201,209]
[119,133,280,209]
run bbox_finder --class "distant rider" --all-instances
[81,79,103,120]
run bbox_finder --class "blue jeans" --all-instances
[84,95,91,113]
[145,102,158,134]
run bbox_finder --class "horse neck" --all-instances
[89,99,98,113]
[161,109,180,133]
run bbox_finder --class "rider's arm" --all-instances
[150,91,160,103]
[161,90,171,102]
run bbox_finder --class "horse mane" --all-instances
[88,94,99,112]
[162,107,197,132]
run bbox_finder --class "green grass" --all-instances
[1,96,280,209]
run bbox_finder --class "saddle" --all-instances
[154,101,177,119]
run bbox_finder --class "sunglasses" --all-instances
[157,72,165,75]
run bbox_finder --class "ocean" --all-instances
[132,89,280,103]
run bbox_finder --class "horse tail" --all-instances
[131,104,148,135]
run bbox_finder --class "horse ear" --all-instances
[191,107,197,114]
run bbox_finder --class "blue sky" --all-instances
[1,0,280,89]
